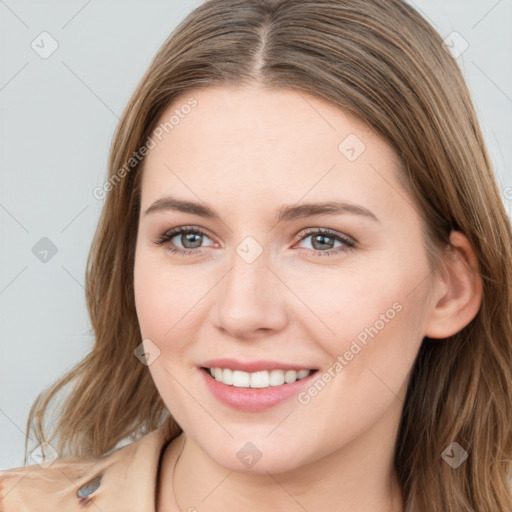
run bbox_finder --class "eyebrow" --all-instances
[143,195,379,223]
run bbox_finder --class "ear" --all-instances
[424,231,483,339]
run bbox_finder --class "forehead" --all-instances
[139,85,408,221]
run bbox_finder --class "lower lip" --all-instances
[199,368,319,412]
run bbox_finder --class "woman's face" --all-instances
[134,85,437,473]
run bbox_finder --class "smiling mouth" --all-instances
[201,367,319,389]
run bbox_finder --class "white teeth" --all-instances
[223,368,233,385]
[250,371,269,388]
[232,370,250,387]
[207,368,313,388]
[269,369,285,386]
[284,370,297,383]
[297,369,310,379]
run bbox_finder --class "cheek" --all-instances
[288,249,430,373]
[133,250,210,347]
[133,252,200,418]
[134,249,172,340]
[292,277,428,445]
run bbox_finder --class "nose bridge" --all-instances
[214,237,287,336]
[226,242,268,298]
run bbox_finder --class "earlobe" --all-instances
[424,231,483,339]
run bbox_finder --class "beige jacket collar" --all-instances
[0,425,173,512]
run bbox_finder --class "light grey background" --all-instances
[1,0,511,469]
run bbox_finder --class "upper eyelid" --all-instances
[162,226,214,242]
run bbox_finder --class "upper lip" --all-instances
[200,358,318,373]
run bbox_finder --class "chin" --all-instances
[198,436,312,475]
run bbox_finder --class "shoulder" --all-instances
[0,425,173,512]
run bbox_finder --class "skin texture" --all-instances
[133,85,483,512]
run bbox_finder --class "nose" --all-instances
[213,245,289,339]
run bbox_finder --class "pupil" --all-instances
[183,233,202,249]
[312,234,333,250]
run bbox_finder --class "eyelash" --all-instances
[153,226,356,257]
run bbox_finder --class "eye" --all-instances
[154,226,356,258]
[154,226,217,256]
[294,228,356,256]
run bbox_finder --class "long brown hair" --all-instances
[26,1,512,509]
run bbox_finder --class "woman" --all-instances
[1,0,511,511]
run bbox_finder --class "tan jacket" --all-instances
[0,425,172,511]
